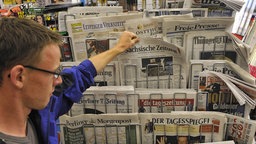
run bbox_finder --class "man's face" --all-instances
[22,43,62,110]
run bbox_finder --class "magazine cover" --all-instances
[59,113,140,144]
[114,37,187,89]
[135,88,197,113]
[139,112,227,144]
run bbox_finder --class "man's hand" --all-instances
[114,31,140,53]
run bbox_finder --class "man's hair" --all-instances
[0,17,63,85]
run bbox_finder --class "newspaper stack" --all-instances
[135,88,197,113]
[115,37,187,89]
[197,70,256,118]
[189,60,255,90]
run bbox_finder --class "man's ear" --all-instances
[9,65,25,88]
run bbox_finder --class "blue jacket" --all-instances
[30,60,97,144]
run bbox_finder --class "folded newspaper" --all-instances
[189,60,255,90]
[197,70,256,118]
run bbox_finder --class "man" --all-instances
[0,17,139,143]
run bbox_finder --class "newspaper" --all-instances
[144,8,208,17]
[225,113,256,144]
[165,0,185,8]
[135,88,197,113]
[139,112,227,144]
[67,6,123,18]
[197,71,256,118]
[69,86,135,116]
[162,17,234,47]
[66,13,143,61]
[59,113,140,144]
[183,30,248,70]
[183,0,236,17]
[112,37,187,89]
[189,60,256,90]
[124,17,161,38]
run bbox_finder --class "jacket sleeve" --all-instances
[56,60,97,116]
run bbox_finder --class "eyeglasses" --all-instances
[24,65,63,79]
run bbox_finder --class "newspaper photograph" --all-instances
[135,88,197,113]
[162,17,234,47]
[114,37,187,89]
[66,13,143,61]
[59,113,140,144]
[139,112,227,144]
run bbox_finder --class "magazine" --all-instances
[59,113,140,144]
[139,112,227,144]
[114,37,187,89]
[135,88,197,113]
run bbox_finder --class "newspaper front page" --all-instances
[69,86,135,115]
[197,71,256,118]
[225,113,256,144]
[59,113,140,144]
[139,112,227,144]
[189,60,256,90]
[162,17,234,47]
[66,13,143,61]
[114,37,187,89]
[183,30,248,70]
[135,88,197,113]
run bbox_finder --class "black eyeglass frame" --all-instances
[23,65,62,79]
